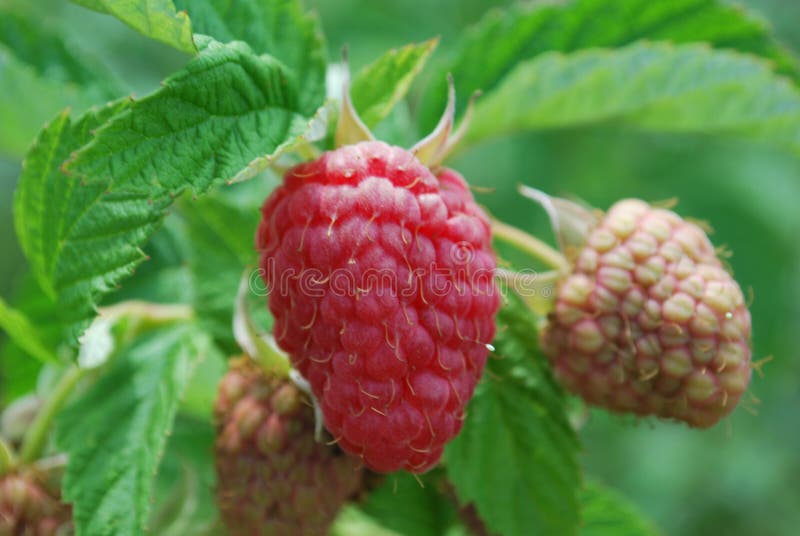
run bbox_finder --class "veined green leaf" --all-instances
[174,0,328,113]
[420,0,800,130]
[13,102,170,340]
[351,39,438,128]
[65,38,320,196]
[55,324,211,536]
[464,43,800,155]
[0,297,58,364]
[445,298,582,536]
[70,0,196,54]
[581,480,661,536]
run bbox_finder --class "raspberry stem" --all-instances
[491,219,570,272]
[19,365,86,464]
[0,437,15,476]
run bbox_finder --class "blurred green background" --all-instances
[1,1,798,535]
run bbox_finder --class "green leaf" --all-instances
[65,38,322,196]
[359,472,461,536]
[0,8,122,156]
[445,298,582,536]
[105,217,193,306]
[0,45,101,157]
[13,102,170,340]
[419,0,800,130]
[463,43,800,155]
[174,0,328,113]
[0,297,58,364]
[180,179,273,352]
[0,8,121,91]
[580,480,661,536]
[331,507,404,536]
[351,39,438,128]
[149,417,221,535]
[55,324,211,536]
[0,275,70,404]
[70,0,196,55]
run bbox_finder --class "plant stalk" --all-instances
[491,219,570,273]
[20,365,86,464]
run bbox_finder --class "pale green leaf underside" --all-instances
[465,43,800,154]
[580,480,661,536]
[70,0,196,54]
[174,0,328,113]
[56,325,210,536]
[0,297,58,363]
[420,0,800,130]
[351,39,438,128]
[445,299,581,536]
[66,38,316,196]
[13,102,169,340]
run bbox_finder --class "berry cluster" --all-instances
[0,472,72,536]
[541,200,752,427]
[214,357,363,535]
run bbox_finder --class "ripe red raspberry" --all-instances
[0,472,72,536]
[541,199,752,427]
[256,141,500,473]
[214,357,363,535]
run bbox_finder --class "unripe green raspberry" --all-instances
[0,472,72,536]
[214,357,363,535]
[541,199,752,427]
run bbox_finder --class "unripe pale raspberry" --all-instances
[214,357,363,536]
[541,199,752,427]
[0,472,72,536]
[256,141,500,473]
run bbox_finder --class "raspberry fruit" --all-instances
[214,357,363,536]
[541,199,752,427]
[256,140,499,472]
[0,472,72,536]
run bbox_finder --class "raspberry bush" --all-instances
[1,1,798,535]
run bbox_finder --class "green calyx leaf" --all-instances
[445,298,582,536]
[174,0,328,113]
[65,38,319,196]
[70,0,196,55]
[463,42,800,155]
[351,38,438,128]
[55,324,212,536]
[419,0,800,131]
